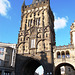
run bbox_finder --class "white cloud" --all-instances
[54,14,68,30]
[0,0,11,16]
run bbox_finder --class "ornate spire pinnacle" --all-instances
[23,0,25,6]
[21,0,25,13]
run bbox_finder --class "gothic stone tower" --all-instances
[16,0,55,75]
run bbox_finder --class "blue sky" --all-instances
[0,0,75,46]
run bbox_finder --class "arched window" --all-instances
[34,12,36,16]
[26,15,28,18]
[25,19,27,23]
[42,11,44,15]
[31,39,35,48]
[31,19,32,26]
[25,24,27,30]
[38,12,39,16]
[30,14,32,17]
[36,19,38,25]
[57,52,61,58]
[46,33,48,37]
[20,38,22,41]
[61,51,65,58]
[38,18,40,25]
[28,20,30,27]
[66,51,70,58]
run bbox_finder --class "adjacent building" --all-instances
[54,21,75,75]
[0,43,16,75]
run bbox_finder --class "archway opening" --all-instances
[35,65,44,75]
[55,63,75,75]
[21,58,44,75]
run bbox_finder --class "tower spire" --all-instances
[21,0,25,13]
[23,0,25,5]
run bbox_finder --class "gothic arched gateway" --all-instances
[16,0,55,75]
[55,63,75,75]
[15,54,54,75]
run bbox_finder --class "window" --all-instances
[0,60,1,65]
[39,35,41,38]
[68,68,71,72]
[57,52,61,58]
[26,15,28,18]
[34,12,36,16]
[66,51,70,58]
[20,38,22,41]
[62,51,65,58]
[42,11,44,14]
[31,19,32,26]
[46,33,48,37]
[26,37,28,40]
[43,16,44,21]
[36,19,37,25]
[38,12,39,16]
[0,48,4,55]
[25,24,27,30]
[23,46,25,49]
[39,18,40,25]
[30,14,32,17]
[26,19,27,23]
[28,20,30,27]
[36,19,39,25]
[31,39,35,48]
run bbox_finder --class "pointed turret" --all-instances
[70,20,75,47]
[21,0,25,13]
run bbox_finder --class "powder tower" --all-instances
[16,0,55,75]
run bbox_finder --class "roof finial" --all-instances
[23,0,25,5]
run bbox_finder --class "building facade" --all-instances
[54,21,75,75]
[16,0,55,75]
[0,43,16,75]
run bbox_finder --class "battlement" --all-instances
[24,0,49,10]
[54,44,74,50]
